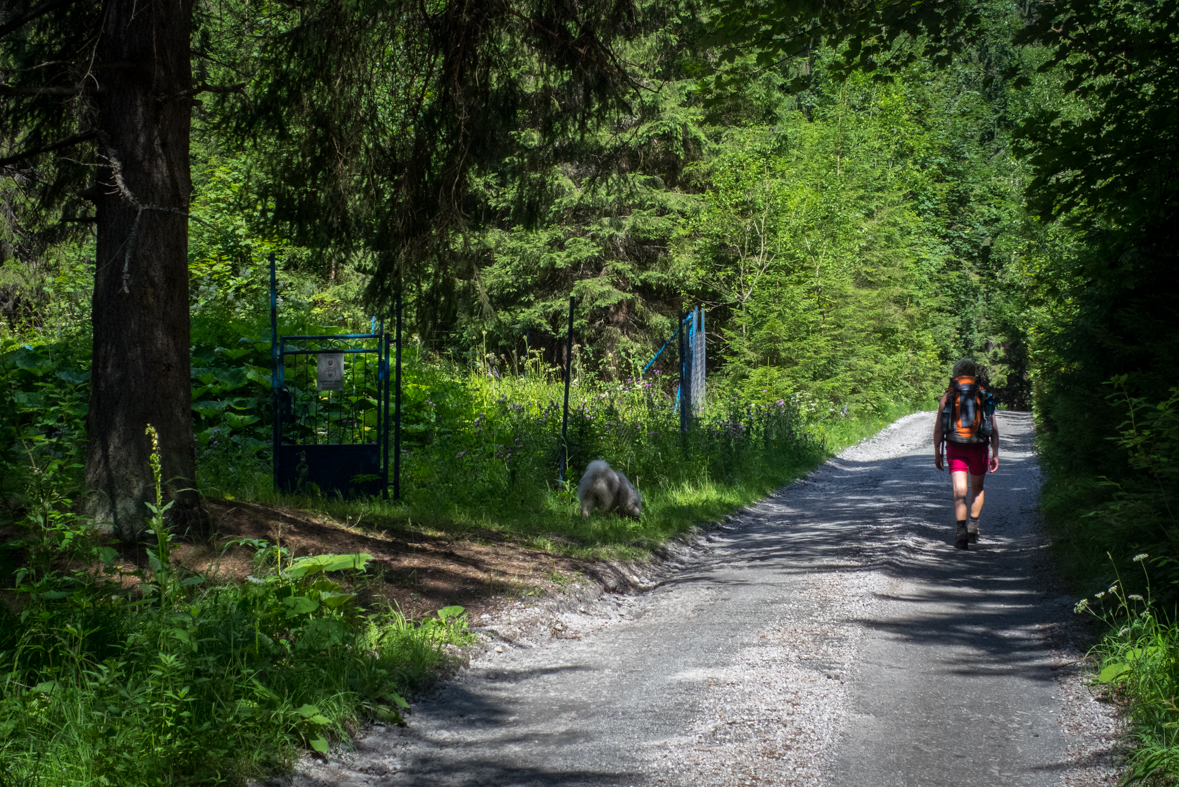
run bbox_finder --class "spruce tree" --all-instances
[1,0,202,539]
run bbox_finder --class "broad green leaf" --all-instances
[216,347,253,361]
[281,595,319,615]
[193,399,229,415]
[286,553,372,578]
[1098,662,1130,683]
[55,369,89,385]
[318,591,355,608]
[223,412,261,429]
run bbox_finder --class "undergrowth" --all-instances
[1077,556,1179,783]
[198,344,915,559]
[0,427,468,786]
[1042,380,1179,783]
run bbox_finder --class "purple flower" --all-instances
[456,450,467,458]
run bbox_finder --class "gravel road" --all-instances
[275,411,1121,787]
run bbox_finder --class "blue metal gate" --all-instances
[269,256,390,497]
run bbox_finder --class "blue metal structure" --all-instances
[640,307,706,420]
[270,254,392,498]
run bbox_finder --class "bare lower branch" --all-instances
[0,130,97,168]
[0,84,101,97]
[192,81,246,95]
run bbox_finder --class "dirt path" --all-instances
[271,412,1120,787]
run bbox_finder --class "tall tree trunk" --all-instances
[85,0,203,541]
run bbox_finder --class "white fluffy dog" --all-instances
[577,460,642,519]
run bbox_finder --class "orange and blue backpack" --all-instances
[940,375,996,443]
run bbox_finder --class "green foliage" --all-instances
[1022,0,1179,622]
[0,341,90,507]
[1015,0,1179,229]
[681,87,946,409]
[1076,557,1179,782]
[1042,384,1179,593]
[249,347,910,559]
[0,436,466,786]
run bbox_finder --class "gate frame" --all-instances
[269,253,391,498]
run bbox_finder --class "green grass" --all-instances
[200,365,918,560]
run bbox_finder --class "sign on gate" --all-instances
[316,352,345,391]
[271,252,395,500]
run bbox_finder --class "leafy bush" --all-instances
[1041,381,1179,598]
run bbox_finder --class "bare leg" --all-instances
[951,471,970,521]
[969,473,986,519]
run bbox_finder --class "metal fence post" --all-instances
[377,326,385,499]
[270,252,279,493]
[558,295,575,484]
[693,306,702,412]
[393,293,403,501]
[679,308,689,434]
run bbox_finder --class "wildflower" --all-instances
[1074,598,1090,613]
[1109,584,1119,593]
[1095,591,1105,599]
[456,450,467,458]
[1119,627,1130,637]
[1129,594,1144,602]
[1133,553,1149,562]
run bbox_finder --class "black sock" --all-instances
[957,519,967,528]
[969,516,979,523]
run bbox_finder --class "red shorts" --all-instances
[946,441,988,475]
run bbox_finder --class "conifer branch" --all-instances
[0,0,83,40]
[0,130,97,168]
[0,83,100,96]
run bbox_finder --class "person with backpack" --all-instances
[933,359,999,549]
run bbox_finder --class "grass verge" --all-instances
[203,371,918,561]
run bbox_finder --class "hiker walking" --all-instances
[933,359,999,549]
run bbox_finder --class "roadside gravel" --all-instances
[268,411,1121,786]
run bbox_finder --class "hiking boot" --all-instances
[955,522,969,550]
[967,517,980,543]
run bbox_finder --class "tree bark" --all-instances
[85,0,204,541]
